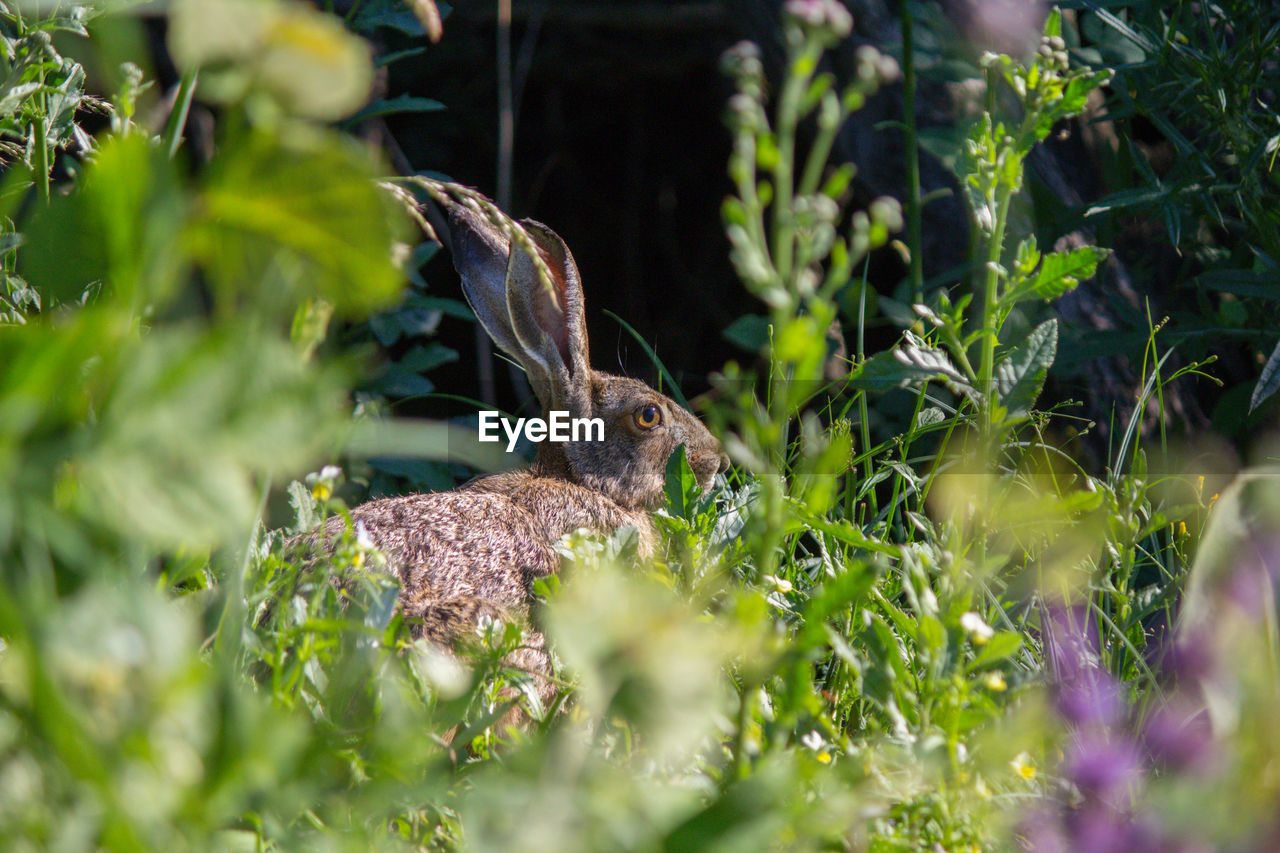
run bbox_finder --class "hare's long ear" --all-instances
[506,218,591,417]
[447,205,591,417]
[448,204,525,359]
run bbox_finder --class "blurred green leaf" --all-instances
[1196,268,1280,302]
[722,313,770,352]
[20,134,186,309]
[968,631,1022,671]
[192,129,406,317]
[65,323,347,550]
[352,0,453,37]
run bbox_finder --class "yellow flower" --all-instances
[1176,520,1187,537]
[983,672,1007,692]
[311,481,331,501]
[1011,752,1036,781]
[816,751,832,764]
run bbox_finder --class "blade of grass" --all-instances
[603,309,690,409]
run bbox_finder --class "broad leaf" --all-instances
[21,134,186,309]
[995,318,1057,421]
[1028,246,1107,300]
[853,332,977,400]
[664,444,700,519]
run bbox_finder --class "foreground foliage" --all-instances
[1,2,1278,851]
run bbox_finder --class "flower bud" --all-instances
[869,196,904,232]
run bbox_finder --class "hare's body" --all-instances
[332,463,654,624]
[322,195,724,708]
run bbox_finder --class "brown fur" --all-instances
[318,195,724,713]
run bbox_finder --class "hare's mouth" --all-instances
[689,449,728,494]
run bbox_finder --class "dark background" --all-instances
[154,0,1280,475]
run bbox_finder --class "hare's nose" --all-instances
[718,452,731,473]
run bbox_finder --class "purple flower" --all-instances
[1223,538,1280,616]
[1158,631,1216,686]
[1053,669,1125,729]
[1140,701,1214,773]
[1043,603,1101,683]
[1064,809,1146,853]
[1042,602,1130,729]
[1031,596,1219,853]
[1066,809,1186,853]
[1018,807,1068,852]
[1063,734,1143,806]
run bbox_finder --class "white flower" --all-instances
[801,730,826,751]
[764,574,793,594]
[960,611,994,644]
[354,520,374,549]
[800,730,833,763]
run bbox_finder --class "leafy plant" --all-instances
[858,11,1111,448]
[1057,0,1280,424]
[2,1,1280,851]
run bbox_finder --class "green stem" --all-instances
[343,0,368,23]
[798,95,846,199]
[33,66,50,204]
[734,134,775,283]
[856,261,877,518]
[977,185,1013,445]
[771,43,816,285]
[163,68,199,160]
[730,678,756,780]
[899,0,924,303]
[32,114,49,204]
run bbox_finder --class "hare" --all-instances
[320,193,725,709]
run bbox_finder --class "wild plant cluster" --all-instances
[1,1,1278,851]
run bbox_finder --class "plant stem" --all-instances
[730,679,755,780]
[343,0,367,23]
[977,184,1013,445]
[771,44,815,286]
[798,94,845,199]
[163,68,199,160]
[856,260,877,518]
[33,114,49,204]
[899,0,924,303]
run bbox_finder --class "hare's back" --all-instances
[342,490,558,610]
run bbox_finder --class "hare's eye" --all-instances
[634,403,663,430]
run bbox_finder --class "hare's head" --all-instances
[449,201,724,511]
